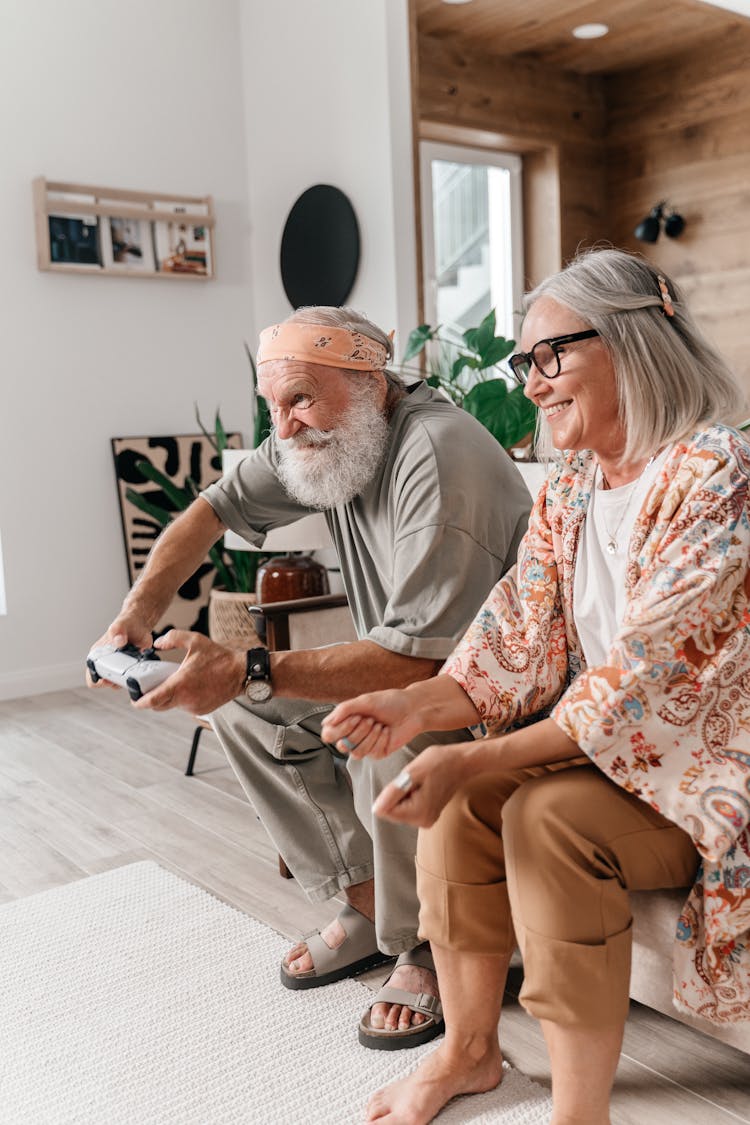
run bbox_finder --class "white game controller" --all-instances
[86,643,178,702]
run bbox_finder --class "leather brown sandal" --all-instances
[280,903,392,991]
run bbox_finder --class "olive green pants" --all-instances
[211,694,471,956]
[416,761,698,1026]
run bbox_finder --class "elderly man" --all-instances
[91,306,531,1049]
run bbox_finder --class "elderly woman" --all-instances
[322,248,750,1125]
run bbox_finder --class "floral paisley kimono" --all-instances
[444,424,750,1024]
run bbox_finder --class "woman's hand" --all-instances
[321,688,426,760]
[373,742,475,828]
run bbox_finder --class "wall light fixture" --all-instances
[634,201,686,243]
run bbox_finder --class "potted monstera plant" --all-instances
[401,308,537,454]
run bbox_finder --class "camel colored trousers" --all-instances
[416,760,699,1027]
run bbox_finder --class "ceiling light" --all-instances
[572,23,610,38]
[442,0,475,5]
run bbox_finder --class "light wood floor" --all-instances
[1,687,748,1125]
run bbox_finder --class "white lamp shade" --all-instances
[220,449,333,552]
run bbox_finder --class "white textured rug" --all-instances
[0,861,552,1125]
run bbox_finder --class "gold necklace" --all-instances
[596,455,655,555]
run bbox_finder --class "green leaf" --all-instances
[451,354,480,380]
[477,335,515,370]
[134,460,192,512]
[463,380,537,450]
[253,394,272,447]
[215,410,228,454]
[403,324,436,362]
[462,326,479,353]
[194,403,219,453]
[474,309,497,355]
[184,475,203,501]
[124,488,174,527]
[246,340,271,447]
[208,545,235,592]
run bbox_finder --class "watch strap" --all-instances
[245,647,271,683]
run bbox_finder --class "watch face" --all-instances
[245,678,272,703]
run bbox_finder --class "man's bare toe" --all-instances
[399,1007,422,1029]
[284,946,314,974]
[284,917,346,975]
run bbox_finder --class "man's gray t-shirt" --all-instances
[201,381,531,661]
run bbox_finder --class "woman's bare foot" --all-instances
[365,1039,503,1124]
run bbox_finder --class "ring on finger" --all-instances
[393,769,414,793]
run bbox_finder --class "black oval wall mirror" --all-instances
[280,184,360,308]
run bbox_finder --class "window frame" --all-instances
[419,141,525,343]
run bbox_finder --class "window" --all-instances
[420,142,524,344]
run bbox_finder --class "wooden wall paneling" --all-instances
[557,140,609,264]
[603,26,750,396]
[605,108,750,185]
[408,0,426,326]
[521,147,562,288]
[417,34,609,287]
[415,0,742,76]
[418,35,606,146]
[677,268,750,394]
[604,28,750,142]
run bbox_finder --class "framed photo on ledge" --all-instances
[47,194,101,269]
[100,210,156,273]
[153,201,212,277]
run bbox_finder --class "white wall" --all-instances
[239,0,417,352]
[0,0,255,698]
[0,0,417,700]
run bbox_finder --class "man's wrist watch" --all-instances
[243,647,273,703]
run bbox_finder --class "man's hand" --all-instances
[132,630,246,715]
[321,689,424,760]
[372,742,475,828]
[86,612,154,690]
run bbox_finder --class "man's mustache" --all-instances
[279,427,335,449]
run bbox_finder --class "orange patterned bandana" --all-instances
[257,323,388,371]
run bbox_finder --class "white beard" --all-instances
[276,386,390,510]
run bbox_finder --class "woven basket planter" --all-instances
[207,589,262,650]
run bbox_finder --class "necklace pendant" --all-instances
[606,539,617,555]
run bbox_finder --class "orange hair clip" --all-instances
[657,275,675,318]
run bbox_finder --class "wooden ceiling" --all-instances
[414,0,748,73]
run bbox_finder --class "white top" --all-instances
[573,447,671,667]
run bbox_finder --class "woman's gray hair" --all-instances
[287,305,405,393]
[527,248,746,463]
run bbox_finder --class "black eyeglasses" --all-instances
[508,329,600,385]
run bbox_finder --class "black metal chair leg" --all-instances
[186,725,204,776]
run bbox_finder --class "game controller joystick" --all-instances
[87,643,178,702]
